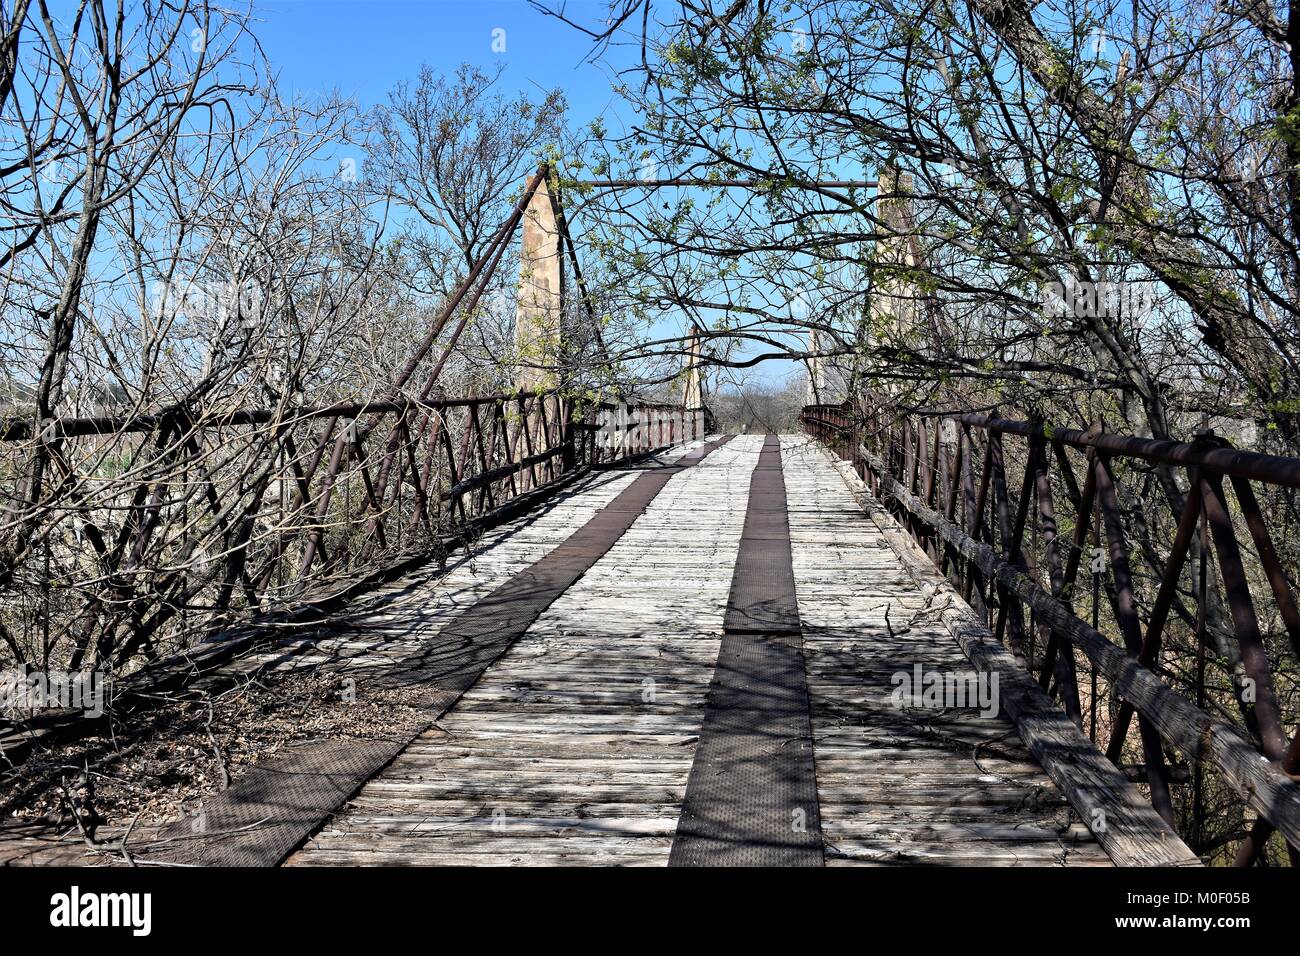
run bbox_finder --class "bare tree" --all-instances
[539,0,1300,865]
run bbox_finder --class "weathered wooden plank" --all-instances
[781,436,1127,868]
[289,437,757,865]
[147,433,1202,869]
[803,438,1200,867]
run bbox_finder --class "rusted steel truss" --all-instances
[801,402,1300,866]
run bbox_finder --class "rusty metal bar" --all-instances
[956,413,1300,490]
[800,402,1300,859]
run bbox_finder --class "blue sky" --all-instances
[256,0,632,126]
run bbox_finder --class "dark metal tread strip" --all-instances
[669,435,824,866]
[147,436,733,867]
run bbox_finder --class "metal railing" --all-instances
[0,159,710,683]
[0,390,699,679]
[0,161,714,770]
[802,401,1300,865]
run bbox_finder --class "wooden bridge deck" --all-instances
[282,435,1110,866]
[3,433,1177,867]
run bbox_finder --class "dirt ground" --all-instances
[1,669,432,839]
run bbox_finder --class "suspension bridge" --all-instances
[1,167,1297,867]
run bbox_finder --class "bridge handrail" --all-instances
[0,391,695,441]
[0,159,714,763]
[801,401,1300,865]
[0,390,572,442]
[0,388,700,686]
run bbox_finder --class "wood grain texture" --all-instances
[0,442,708,867]
[7,435,1195,867]
[287,437,759,865]
[781,436,1118,867]
[796,437,1199,866]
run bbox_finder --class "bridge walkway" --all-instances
[285,435,1114,866]
[2,434,1184,866]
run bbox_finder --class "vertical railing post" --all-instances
[1094,453,1176,826]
